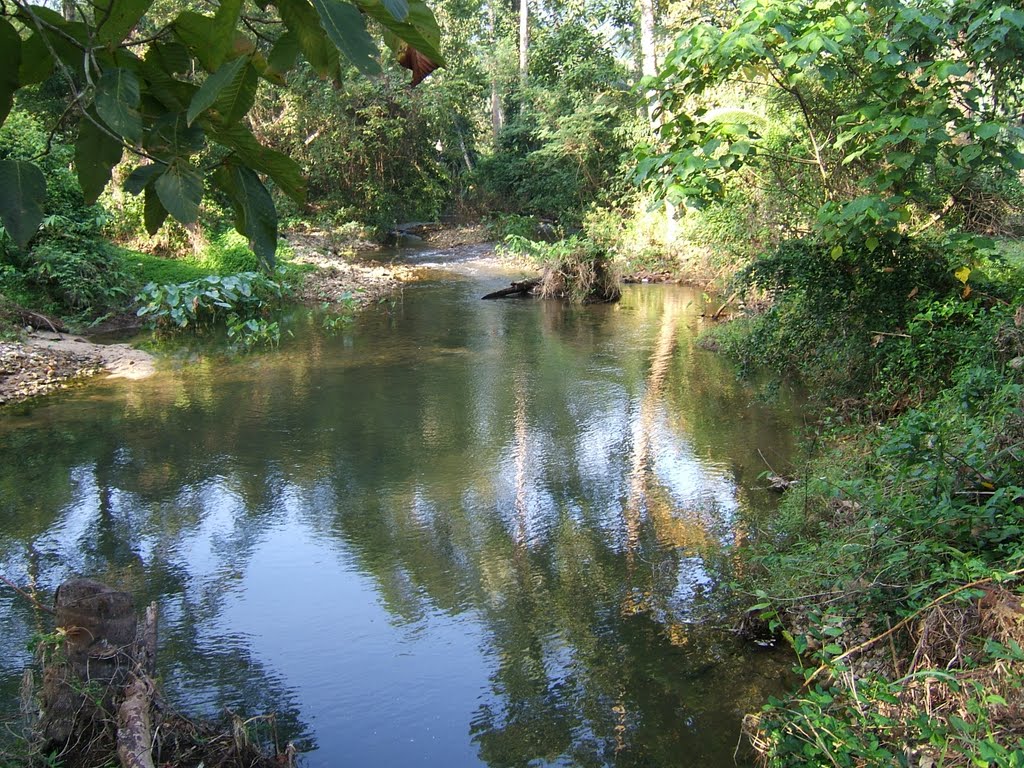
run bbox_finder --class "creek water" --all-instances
[0,247,802,767]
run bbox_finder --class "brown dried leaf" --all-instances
[398,45,439,86]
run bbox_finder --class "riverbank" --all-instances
[0,332,156,406]
[0,226,493,407]
[704,249,1024,764]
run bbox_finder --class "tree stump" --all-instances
[39,578,157,768]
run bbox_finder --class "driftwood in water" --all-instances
[482,278,541,299]
[707,291,739,320]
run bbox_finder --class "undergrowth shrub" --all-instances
[27,235,137,317]
[136,272,290,347]
[740,287,1024,767]
[709,235,1002,401]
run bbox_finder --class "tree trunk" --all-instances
[637,0,678,239]
[489,1,504,141]
[41,579,137,749]
[518,0,529,86]
[491,79,505,140]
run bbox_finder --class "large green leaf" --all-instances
[311,0,381,75]
[267,30,301,78]
[95,67,142,143]
[273,0,339,77]
[94,0,150,46]
[143,186,169,235]
[173,0,243,72]
[145,113,205,159]
[124,163,164,195]
[382,0,408,22]
[17,33,54,85]
[17,6,89,68]
[187,56,248,125]
[0,20,22,128]
[355,0,444,64]
[140,42,196,112]
[154,158,204,224]
[214,62,259,124]
[216,164,278,269]
[0,160,46,250]
[211,122,306,204]
[75,116,125,204]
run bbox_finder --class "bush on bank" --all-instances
[708,234,1024,765]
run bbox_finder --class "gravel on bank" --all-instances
[0,332,155,406]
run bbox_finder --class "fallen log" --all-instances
[482,278,541,300]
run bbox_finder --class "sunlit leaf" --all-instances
[356,0,444,64]
[174,0,243,72]
[211,121,306,204]
[274,0,340,77]
[311,0,381,75]
[187,56,249,125]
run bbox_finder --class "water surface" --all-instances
[0,252,800,766]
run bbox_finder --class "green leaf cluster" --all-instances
[0,0,447,264]
[638,0,1024,249]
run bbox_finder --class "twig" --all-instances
[869,330,911,339]
[710,290,738,320]
[0,573,55,615]
[801,568,1024,689]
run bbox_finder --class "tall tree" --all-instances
[637,0,657,128]
[518,0,529,84]
[489,0,505,139]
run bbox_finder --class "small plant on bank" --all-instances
[136,272,290,347]
[320,293,362,333]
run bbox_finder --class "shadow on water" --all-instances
[0,271,802,767]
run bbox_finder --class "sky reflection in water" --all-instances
[0,271,801,767]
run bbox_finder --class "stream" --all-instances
[0,246,802,767]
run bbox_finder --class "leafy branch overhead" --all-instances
[636,0,1024,251]
[0,0,446,265]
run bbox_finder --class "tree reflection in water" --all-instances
[0,282,800,766]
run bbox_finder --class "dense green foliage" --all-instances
[472,19,640,225]
[734,283,1024,764]
[0,0,445,266]
[645,1,1024,764]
